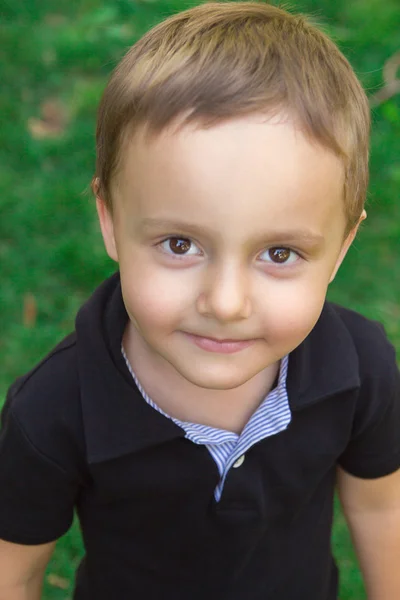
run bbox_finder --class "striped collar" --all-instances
[121,346,290,441]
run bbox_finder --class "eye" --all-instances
[159,237,202,256]
[259,247,299,265]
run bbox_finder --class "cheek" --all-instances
[259,279,328,342]
[120,262,193,331]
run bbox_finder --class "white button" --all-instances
[233,455,245,468]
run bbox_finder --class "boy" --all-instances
[0,2,399,599]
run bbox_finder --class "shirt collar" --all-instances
[75,273,360,464]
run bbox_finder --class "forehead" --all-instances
[114,114,346,237]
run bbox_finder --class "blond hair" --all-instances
[94,1,370,232]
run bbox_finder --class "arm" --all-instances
[0,538,55,600]
[336,466,400,600]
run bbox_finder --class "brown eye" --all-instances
[269,248,291,263]
[159,237,201,258]
[168,238,192,254]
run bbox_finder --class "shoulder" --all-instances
[328,302,390,348]
[6,332,79,420]
[327,302,397,381]
[3,333,86,474]
[326,303,399,439]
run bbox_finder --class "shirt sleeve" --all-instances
[0,339,85,545]
[338,334,400,479]
[0,404,78,544]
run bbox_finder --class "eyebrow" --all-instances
[139,218,325,248]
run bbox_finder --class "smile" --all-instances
[183,332,255,354]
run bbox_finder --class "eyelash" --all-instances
[157,237,302,265]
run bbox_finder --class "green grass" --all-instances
[1,1,399,598]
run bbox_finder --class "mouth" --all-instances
[183,332,255,354]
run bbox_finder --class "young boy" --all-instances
[0,2,399,599]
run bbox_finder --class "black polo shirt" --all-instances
[1,273,399,600]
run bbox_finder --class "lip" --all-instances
[183,332,255,354]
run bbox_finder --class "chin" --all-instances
[178,366,255,391]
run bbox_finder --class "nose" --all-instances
[196,261,252,322]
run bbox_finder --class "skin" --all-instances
[96,112,365,432]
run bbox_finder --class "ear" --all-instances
[94,179,119,262]
[329,209,367,283]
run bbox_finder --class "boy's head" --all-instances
[94,1,370,234]
[94,2,370,392]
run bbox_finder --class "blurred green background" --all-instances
[1,0,399,598]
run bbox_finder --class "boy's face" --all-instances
[97,113,363,391]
